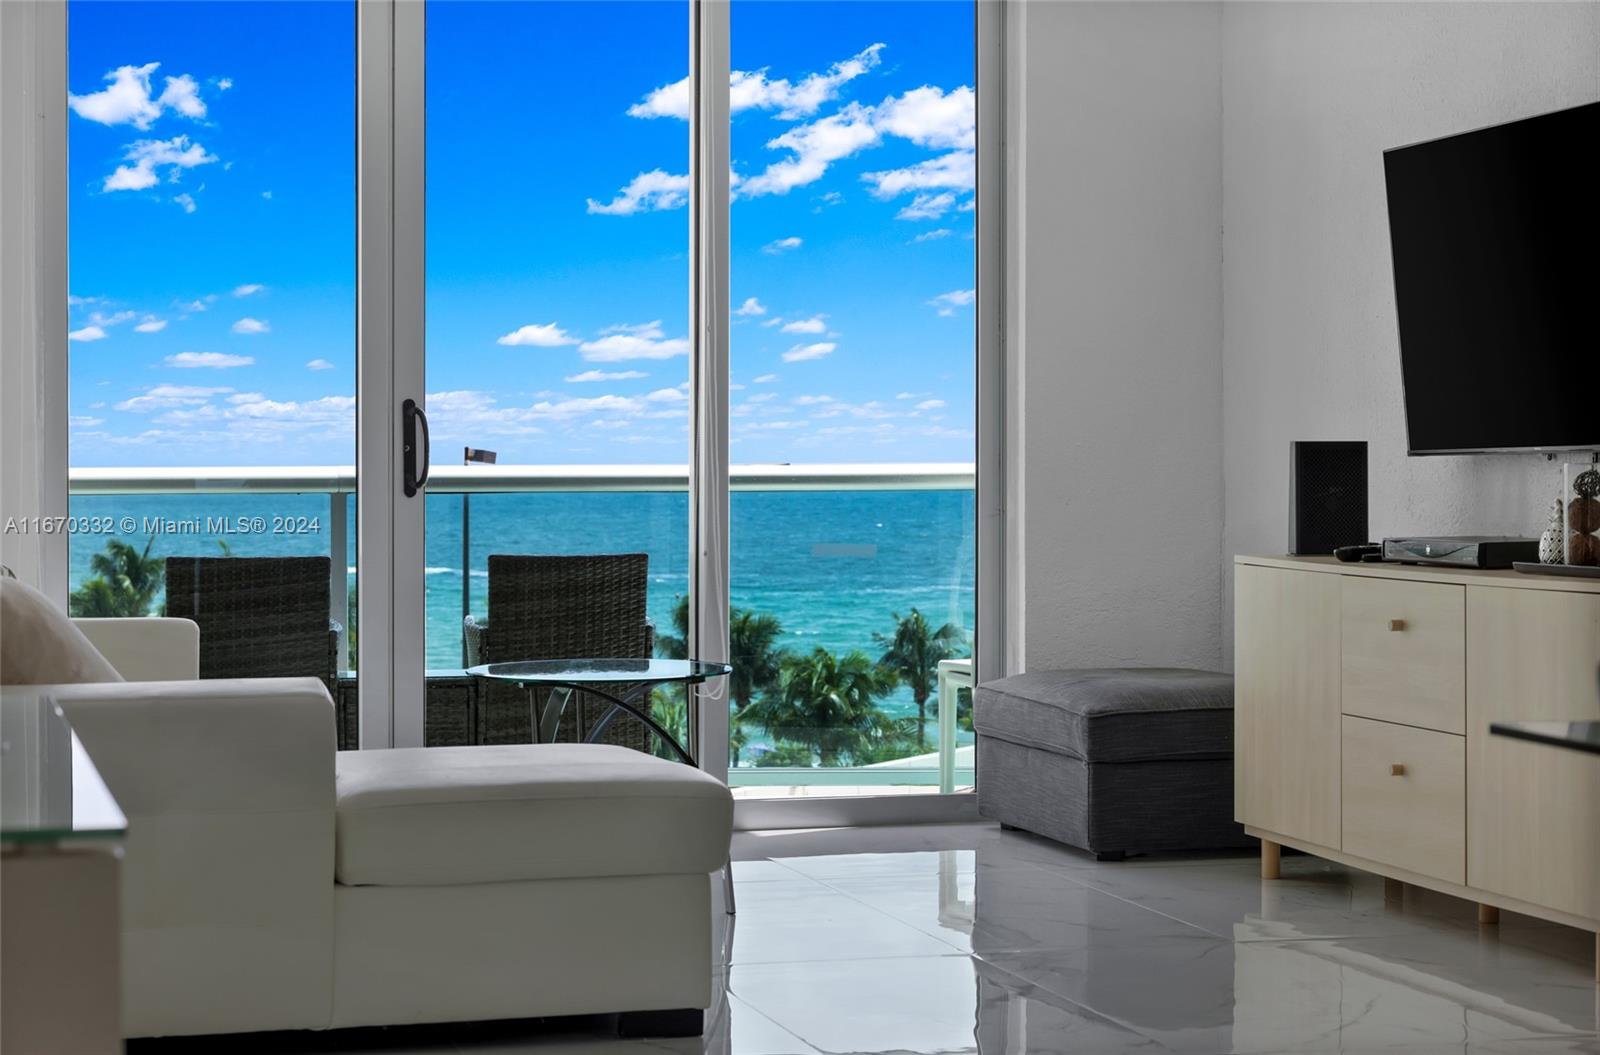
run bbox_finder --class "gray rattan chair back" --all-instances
[474,553,656,750]
[164,556,338,688]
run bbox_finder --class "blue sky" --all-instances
[67,1,976,469]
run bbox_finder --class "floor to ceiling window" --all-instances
[723,1,978,794]
[65,1,359,732]
[59,0,980,799]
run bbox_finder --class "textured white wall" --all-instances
[1020,2,1226,671]
[1219,2,1600,660]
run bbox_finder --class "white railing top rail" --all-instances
[68,462,976,495]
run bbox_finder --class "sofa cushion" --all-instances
[335,743,733,886]
[973,668,1234,764]
[0,577,124,685]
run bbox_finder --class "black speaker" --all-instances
[1289,441,1368,556]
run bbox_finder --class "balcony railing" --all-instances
[68,463,978,790]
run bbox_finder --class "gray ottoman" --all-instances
[974,668,1250,859]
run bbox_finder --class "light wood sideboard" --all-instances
[1233,555,1600,980]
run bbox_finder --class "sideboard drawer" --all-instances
[1341,577,1465,733]
[1341,715,1465,884]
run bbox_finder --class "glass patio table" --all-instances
[466,658,732,768]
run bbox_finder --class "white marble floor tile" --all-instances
[1053,854,1513,943]
[821,865,1216,955]
[728,954,1168,1054]
[986,926,1599,1053]
[719,879,966,965]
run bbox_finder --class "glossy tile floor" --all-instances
[133,823,1599,1055]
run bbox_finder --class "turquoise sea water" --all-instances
[68,489,976,742]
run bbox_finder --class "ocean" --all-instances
[68,489,976,745]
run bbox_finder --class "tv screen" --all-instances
[1384,101,1599,454]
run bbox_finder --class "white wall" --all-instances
[1219,2,1600,658]
[1017,2,1225,671]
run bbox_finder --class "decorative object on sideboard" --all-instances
[1566,458,1600,567]
[1539,498,1565,564]
[1289,441,1368,556]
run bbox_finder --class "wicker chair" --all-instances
[164,554,341,694]
[463,553,658,751]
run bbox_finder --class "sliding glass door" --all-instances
[65,0,361,741]
[724,0,978,796]
[61,0,983,810]
[420,0,693,748]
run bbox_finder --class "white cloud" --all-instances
[959,197,976,213]
[68,63,163,128]
[566,370,648,383]
[781,316,828,334]
[863,150,975,199]
[628,43,884,122]
[306,359,335,371]
[156,74,206,119]
[915,399,946,411]
[738,104,881,198]
[115,384,232,412]
[165,351,254,369]
[70,415,106,428]
[729,43,886,120]
[762,236,803,255]
[913,228,954,243]
[103,135,218,192]
[782,341,836,363]
[735,297,767,317]
[586,169,689,216]
[173,193,196,214]
[68,325,108,343]
[897,191,956,221]
[261,190,273,200]
[752,373,779,384]
[645,387,686,403]
[928,289,976,316]
[497,322,580,347]
[69,63,215,129]
[232,284,265,297]
[216,77,233,91]
[231,317,269,335]
[793,394,835,406]
[578,321,689,362]
[133,317,167,333]
[873,85,974,150]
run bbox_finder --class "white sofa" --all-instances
[43,618,734,1039]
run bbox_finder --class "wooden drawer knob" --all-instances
[1389,619,1407,632]
[1391,763,1407,776]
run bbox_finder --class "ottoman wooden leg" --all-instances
[1477,904,1500,925]
[1260,839,1281,880]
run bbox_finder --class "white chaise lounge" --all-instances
[29,612,734,1039]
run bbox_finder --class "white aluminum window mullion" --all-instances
[391,0,427,748]
[688,0,731,785]
[356,0,397,748]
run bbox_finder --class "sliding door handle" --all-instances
[402,398,430,497]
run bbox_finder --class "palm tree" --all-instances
[69,538,164,618]
[875,608,966,750]
[743,647,896,767]
[657,598,787,766]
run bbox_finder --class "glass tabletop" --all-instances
[2,694,128,844]
[468,658,733,685]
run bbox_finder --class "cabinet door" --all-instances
[1235,565,1342,847]
[1467,587,1600,920]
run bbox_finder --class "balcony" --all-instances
[68,463,977,796]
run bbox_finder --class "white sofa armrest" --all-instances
[45,677,338,1036]
[73,617,200,682]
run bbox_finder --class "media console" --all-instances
[1234,555,1600,979]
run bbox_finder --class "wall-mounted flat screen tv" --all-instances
[1384,101,1598,455]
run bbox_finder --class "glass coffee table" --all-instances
[466,658,733,767]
